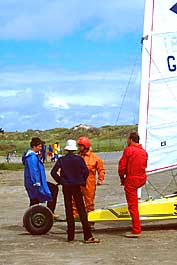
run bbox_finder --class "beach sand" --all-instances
[0,157,177,265]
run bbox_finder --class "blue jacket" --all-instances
[51,153,89,186]
[22,150,52,202]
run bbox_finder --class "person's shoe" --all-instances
[53,213,60,221]
[84,237,100,244]
[124,232,141,238]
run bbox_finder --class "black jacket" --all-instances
[51,153,89,186]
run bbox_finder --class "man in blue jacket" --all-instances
[51,139,100,243]
[23,137,58,218]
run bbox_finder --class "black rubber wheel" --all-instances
[23,205,54,235]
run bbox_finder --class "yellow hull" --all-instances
[88,195,177,222]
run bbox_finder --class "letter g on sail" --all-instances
[167,56,176,72]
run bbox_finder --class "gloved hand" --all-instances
[97,180,103,185]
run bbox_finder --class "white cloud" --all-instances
[0,63,140,131]
[0,0,144,40]
[46,97,70,109]
[0,1,142,131]
[0,68,130,86]
[0,90,18,97]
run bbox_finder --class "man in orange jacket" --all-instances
[118,132,148,238]
[73,136,105,228]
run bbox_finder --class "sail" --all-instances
[138,0,177,173]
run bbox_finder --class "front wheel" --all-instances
[23,205,53,235]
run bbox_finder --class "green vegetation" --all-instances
[0,124,138,156]
[0,163,24,171]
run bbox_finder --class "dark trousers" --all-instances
[62,185,92,241]
[30,182,58,213]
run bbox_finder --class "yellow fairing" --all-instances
[88,196,177,222]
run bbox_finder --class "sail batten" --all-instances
[139,0,177,173]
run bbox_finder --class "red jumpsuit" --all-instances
[73,150,105,217]
[118,143,148,234]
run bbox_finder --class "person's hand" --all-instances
[97,180,103,185]
[120,178,124,186]
[33,182,41,187]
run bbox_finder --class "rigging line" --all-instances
[101,49,141,162]
[172,170,177,185]
[146,172,177,199]
[144,46,177,102]
[170,170,177,190]
[160,175,176,196]
[144,170,177,199]
[114,50,140,126]
[144,182,151,199]
[101,53,140,162]
[146,179,165,197]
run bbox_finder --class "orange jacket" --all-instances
[72,150,105,215]
[79,150,105,183]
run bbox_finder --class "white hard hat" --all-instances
[64,139,78,151]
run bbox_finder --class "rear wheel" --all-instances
[23,205,53,235]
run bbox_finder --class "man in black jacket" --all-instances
[51,139,100,243]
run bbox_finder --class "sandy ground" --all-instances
[1,155,177,265]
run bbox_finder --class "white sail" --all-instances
[138,0,177,173]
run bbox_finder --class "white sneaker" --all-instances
[124,232,141,238]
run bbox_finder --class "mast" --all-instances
[138,0,154,150]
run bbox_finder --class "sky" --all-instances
[0,0,145,132]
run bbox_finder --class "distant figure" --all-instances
[118,132,148,238]
[51,142,61,161]
[51,139,100,243]
[41,144,46,163]
[6,150,16,163]
[48,144,54,161]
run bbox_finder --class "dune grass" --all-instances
[0,163,24,171]
[0,124,137,156]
